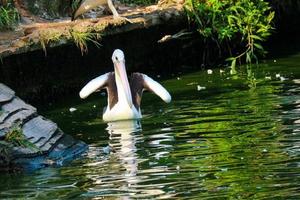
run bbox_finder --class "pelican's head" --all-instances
[112,49,125,63]
[112,49,133,107]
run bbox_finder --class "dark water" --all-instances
[1,53,300,199]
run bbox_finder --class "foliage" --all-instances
[184,0,274,68]
[70,30,101,55]
[0,0,19,30]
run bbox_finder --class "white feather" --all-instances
[142,74,172,103]
[79,73,109,99]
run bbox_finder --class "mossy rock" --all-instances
[0,83,87,171]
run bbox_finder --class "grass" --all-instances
[0,0,20,30]
[70,29,101,55]
[71,0,81,12]
[38,28,102,56]
[39,29,68,55]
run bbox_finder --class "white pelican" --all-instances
[79,49,171,122]
[72,0,121,20]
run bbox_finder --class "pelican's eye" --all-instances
[115,57,118,61]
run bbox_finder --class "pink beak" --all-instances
[115,60,133,108]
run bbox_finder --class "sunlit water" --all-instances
[1,53,300,199]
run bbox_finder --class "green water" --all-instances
[1,53,300,199]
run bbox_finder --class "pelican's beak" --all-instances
[72,0,106,20]
[115,60,133,108]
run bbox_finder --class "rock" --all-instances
[0,83,87,171]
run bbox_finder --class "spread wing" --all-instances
[79,73,110,99]
[143,74,172,103]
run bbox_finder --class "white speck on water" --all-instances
[197,85,206,91]
[221,168,228,172]
[262,149,268,153]
[69,107,77,112]
[276,74,281,78]
[280,76,287,81]
[240,157,244,160]
[177,77,181,80]
[220,69,225,74]
[207,69,213,74]
[176,165,180,171]
[157,75,161,78]
[93,105,97,108]
[274,60,277,63]
[265,76,271,80]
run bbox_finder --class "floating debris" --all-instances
[93,105,97,108]
[187,82,198,86]
[276,74,281,78]
[69,107,77,112]
[262,149,268,153]
[220,168,228,172]
[197,85,206,91]
[177,77,181,80]
[265,76,271,80]
[220,69,225,74]
[293,79,300,84]
[274,60,277,63]
[207,69,213,74]
[280,76,287,81]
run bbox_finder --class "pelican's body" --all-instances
[79,49,171,122]
[72,0,120,20]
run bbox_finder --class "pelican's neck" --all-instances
[114,69,133,106]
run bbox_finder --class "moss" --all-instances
[39,28,72,55]
[4,125,39,151]
[120,0,157,6]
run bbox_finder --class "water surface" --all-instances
[1,54,300,199]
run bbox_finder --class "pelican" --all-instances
[79,49,171,122]
[72,0,121,20]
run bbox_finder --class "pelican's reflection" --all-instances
[106,120,142,185]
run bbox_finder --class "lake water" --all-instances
[1,53,300,199]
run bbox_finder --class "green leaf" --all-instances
[253,43,264,50]
[246,52,251,63]
[250,35,264,41]
[231,59,237,69]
